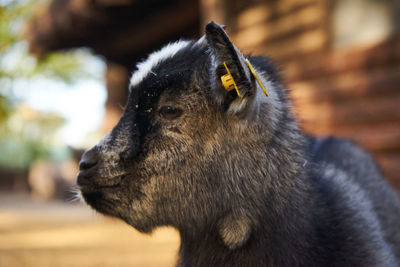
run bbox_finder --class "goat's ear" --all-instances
[205,21,255,116]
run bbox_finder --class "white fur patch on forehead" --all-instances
[129,40,191,89]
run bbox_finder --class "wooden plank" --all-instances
[234,0,320,31]
[289,65,400,103]
[295,94,400,130]
[273,0,320,14]
[232,4,325,50]
[242,27,327,60]
[335,124,400,152]
[283,36,400,82]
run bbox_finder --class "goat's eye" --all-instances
[159,106,183,120]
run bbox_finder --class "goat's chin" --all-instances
[80,188,157,234]
[80,187,126,218]
[124,218,157,234]
[81,192,114,216]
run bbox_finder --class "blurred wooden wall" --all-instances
[201,0,400,188]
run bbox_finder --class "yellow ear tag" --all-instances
[245,59,268,97]
[221,62,243,98]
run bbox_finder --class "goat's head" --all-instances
[77,22,286,249]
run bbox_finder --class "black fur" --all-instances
[77,22,400,266]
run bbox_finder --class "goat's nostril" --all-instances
[79,149,98,170]
[79,160,97,170]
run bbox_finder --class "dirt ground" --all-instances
[0,193,180,267]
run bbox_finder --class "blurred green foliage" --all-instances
[0,0,96,84]
[0,103,67,169]
[0,0,97,169]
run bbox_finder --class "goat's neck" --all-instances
[177,171,317,266]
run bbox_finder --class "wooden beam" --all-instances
[26,0,200,65]
[93,0,199,60]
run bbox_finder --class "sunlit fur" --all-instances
[130,40,190,89]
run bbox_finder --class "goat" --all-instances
[77,22,400,266]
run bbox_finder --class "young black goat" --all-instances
[77,22,400,266]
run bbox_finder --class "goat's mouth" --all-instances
[79,182,122,194]
[77,172,125,192]
[81,190,126,218]
[78,175,128,217]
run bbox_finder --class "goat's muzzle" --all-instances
[77,147,122,191]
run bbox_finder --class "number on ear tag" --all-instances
[221,62,243,98]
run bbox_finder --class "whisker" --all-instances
[68,186,83,203]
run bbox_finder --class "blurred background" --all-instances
[0,0,399,266]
